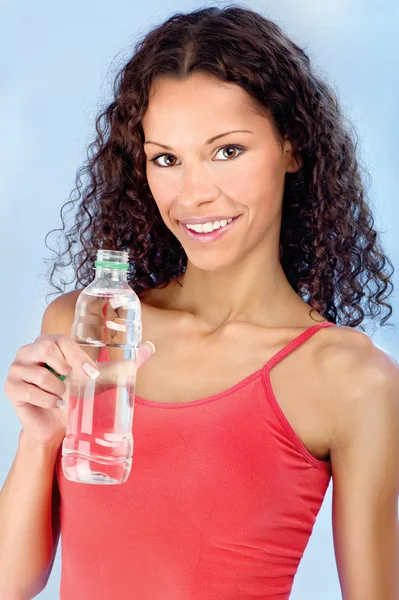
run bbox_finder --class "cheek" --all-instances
[225,157,284,211]
[146,171,173,215]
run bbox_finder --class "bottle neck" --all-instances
[94,268,128,283]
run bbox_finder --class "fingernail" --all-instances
[82,362,100,380]
[56,399,65,408]
[144,341,156,354]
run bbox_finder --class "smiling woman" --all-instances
[140,75,302,269]
[44,9,394,332]
[29,4,399,600]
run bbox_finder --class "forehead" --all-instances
[141,73,267,134]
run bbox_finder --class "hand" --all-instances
[4,334,155,448]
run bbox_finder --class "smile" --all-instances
[180,215,241,243]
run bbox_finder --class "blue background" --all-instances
[0,1,397,598]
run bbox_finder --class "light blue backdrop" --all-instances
[0,1,397,598]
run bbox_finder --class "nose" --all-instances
[176,163,220,207]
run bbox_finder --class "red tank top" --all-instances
[56,320,335,599]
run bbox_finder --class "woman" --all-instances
[1,5,398,600]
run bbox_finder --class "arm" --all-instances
[0,291,79,599]
[0,435,61,599]
[328,335,399,600]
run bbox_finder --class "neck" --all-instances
[163,250,312,334]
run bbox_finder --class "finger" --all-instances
[9,379,62,409]
[56,335,101,379]
[136,341,156,369]
[20,335,100,381]
[9,362,66,398]
[42,362,67,382]
[17,338,72,379]
[35,334,100,379]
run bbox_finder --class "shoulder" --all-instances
[317,326,399,597]
[315,323,398,392]
[41,289,83,335]
[313,323,399,448]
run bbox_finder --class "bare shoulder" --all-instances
[312,324,399,444]
[315,323,398,386]
[40,289,83,335]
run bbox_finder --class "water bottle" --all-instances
[61,249,142,485]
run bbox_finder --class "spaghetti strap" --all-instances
[263,321,336,374]
[97,345,110,362]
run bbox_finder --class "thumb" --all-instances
[137,341,156,369]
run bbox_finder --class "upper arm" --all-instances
[40,289,82,336]
[40,290,82,581]
[328,334,399,600]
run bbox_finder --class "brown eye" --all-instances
[221,146,238,158]
[163,155,177,166]
[150,144,245,168]
[214,144,245,161]
[150,154,178,168]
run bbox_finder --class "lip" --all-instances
[180,215,241,243]
[178,215,240,225]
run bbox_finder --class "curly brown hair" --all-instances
[44,4,395,332]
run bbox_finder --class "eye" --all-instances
[214,145,245,161]
[149,144,246,168]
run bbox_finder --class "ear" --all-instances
[283,138,303,173]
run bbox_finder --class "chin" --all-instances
[183,252,238,273]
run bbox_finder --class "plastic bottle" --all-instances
[61,249,142,485]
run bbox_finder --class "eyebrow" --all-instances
[144,129,253,150]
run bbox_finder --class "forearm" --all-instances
[0,431,61,598]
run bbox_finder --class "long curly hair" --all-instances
[44,4,395,332]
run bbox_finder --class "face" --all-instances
[141,72,301,272]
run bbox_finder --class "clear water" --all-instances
[61,345,137,485]
[61,283,142,485]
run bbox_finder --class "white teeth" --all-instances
[186,217,233,233]
[203,222,215,233]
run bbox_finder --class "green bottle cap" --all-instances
[43,363,67,382]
